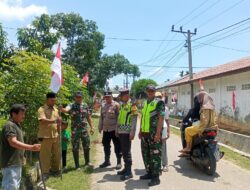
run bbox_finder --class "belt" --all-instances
[141,132,150,138]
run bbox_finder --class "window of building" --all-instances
[187,91,190,95]
[226,86,236,92]
[242,84,250,90]
[181,92,185,95]
[209,88,216,93]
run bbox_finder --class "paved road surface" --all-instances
[91,123,250,190]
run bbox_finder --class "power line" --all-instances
[193,26,250,51]
[193,17,250,41]
[182,0,222,26]
[137,65,211,68]
[175,0,209,25]
[105,37,182,42]
[198,0,246,28]
[147,45,185,78]
[138,42,184,65]
[193,42,250,53]
[139,0,209,66]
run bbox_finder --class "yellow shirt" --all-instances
[37,105,59,138]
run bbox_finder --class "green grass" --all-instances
[170,126,181,136]
[220,146,250,170]
[170,126,250,171]
[45,117,100,190]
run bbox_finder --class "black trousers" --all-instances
[62,150,67,168]
[119,134,132,170]
[102,131,122,161]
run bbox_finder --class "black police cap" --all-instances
[75,91,83,97]
[146,84,156,91]
[104,91,112,96]
[119,88,129,95]
[46,92,57,99]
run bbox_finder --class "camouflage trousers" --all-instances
[141,135,162,176]
[71,129,90,151]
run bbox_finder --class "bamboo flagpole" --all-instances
[49,42,63,180]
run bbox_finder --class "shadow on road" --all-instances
[96,173,121,184]
[134,169,146,176]
[96,173,150,190]
[93,167,117,173]
[124,179,149,190]
[172,158,220,182]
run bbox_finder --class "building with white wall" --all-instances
[157,56,250,126]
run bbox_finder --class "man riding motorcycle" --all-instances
[179,90,218,157]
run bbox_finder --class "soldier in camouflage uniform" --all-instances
[61,91,94,169]
[139,85,165,187]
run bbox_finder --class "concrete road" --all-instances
[91,127,250,190]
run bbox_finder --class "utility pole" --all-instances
[171,25,197,107]
[125,74,129,89]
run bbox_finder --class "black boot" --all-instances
[117,168,127,175]
[116,157,122,170]
[84,148,93,167]
[99,156,111,168]
[120,166,133,181]
[140,172,151,180]
[73,151,80,169]
[148,175,160,187]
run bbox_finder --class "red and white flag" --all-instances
[81,72,89,86]
[93,91,97,101]
[49,43,63,93]
[199,79,204,91]
[232,90,236,111]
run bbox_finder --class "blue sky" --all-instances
[1,0,250,88]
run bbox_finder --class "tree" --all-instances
[17,14,60,60]
[17,13,141,91]
[0,23,7,59]
[113,85,120,91]
[0,51,88,142]
[131,79,157,98]
[0,51,51,143]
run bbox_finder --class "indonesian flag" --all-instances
[93,91,97,101]
[199,79,204,91]
[49,43,63,93]
[81,72,89,86]
[232,90,236,111]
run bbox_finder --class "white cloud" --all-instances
[0,0,48,21]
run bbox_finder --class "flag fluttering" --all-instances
[93,91,97,101]
[49,43,63,93]
[81,72,89,87]
[232,90,236,111]
[199,79,204,91]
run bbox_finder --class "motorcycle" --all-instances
[180,120,224,176]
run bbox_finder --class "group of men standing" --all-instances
[98,85,167,186]
[38,91,94,180]
[1,91,95,189]
[1,83,168,189]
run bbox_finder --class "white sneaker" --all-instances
[162,166,169,172]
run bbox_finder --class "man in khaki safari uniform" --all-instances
[38,92,61,179]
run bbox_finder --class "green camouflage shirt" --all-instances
[66,102,90,133]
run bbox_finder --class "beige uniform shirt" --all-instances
[99,101,119,132]
[37,105,59,138]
